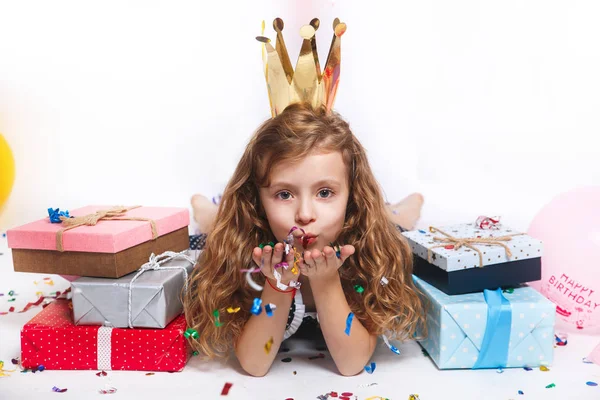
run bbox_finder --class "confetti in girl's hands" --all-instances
[251,242,299,290]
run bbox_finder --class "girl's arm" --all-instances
[235,243,298,376]
[311,274,377,376]
[234,279,294,376]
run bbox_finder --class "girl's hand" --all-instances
[252,243,299,287]
[299,244,355,282]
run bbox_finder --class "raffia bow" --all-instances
[127,250,196,328]
[55,205,158,252]
[427,226,524,267]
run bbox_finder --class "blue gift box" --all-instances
[414,276,556,369]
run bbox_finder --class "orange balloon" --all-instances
[0,133,16,210]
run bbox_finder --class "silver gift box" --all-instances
[72,250,200,328]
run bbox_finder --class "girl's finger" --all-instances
[273,243,285,267]
[263,245,273,268]
[252,247,263,267]
[323,246,337,267]
[339,244,356,265]
[311,249,325,270]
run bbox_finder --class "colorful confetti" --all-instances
[364,362,376,374]
[555,333,568,346]
[540,365,550,371]
[95,371,107,377]
[518,390,524,395]
[354,285,364,294]
[545,383,556,389]
[251,298,262,315]
[382,334,401,355]
[184,328,199,339]
[409,396,420,400]
[587,381,598,386]
[0,361,16,377]
[221,382,233,395]
[47,208,71,223]
[308,353,325,360]
[145,373,155,376]
[226,306,240,313]
[264,337,274,354]
[496,367,504,373]
[380,277,389,286]
[98,386,117,394]
[265,303,276,317]
[52,386,68,393]
[213,309,222,327]
[8,290,15,296]
[345,312,354,336]
[281,357,292,363]
[523,367,533,371]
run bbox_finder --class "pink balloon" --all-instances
[528,186,600,334]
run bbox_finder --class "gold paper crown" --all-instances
[256,18,346,117]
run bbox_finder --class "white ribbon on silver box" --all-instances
[97,326,113,371]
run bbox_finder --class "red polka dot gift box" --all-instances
[21,300,191,371]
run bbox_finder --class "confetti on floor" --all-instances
[540,365,550,371]
[586,381,598,386]
[281,357,292,363]
[518,390,524,395]
[523,367,533,371]
[145,373,155,376]
[98,386,117,394]
[96,371,107,377]
[545,383,556,389]
[221,382,233,395]
[364,362,376,374]
[52,386,67,393]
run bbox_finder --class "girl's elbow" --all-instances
[337,364,364,377]
[237,354,271,377]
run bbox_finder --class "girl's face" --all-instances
[259,150,350,249]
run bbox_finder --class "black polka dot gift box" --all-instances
[402,222,543,295]
[20,300,191,371]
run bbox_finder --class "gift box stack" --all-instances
[401,217,556,370]
[7,205,199,372]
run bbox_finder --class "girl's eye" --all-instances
[318,189,333,198]
[277,191,292,200]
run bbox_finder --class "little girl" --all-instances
[183,103,425,376]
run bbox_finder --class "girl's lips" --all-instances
[302,234,318,247]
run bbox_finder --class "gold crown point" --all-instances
[310,18,320,30]
[335,22,347,37]
[299,25,316,40]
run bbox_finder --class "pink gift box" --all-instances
[7,206,189,253]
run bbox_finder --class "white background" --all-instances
[1,2,600,398]
[1,0,599,233]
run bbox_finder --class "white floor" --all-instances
[1,243,600,400]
